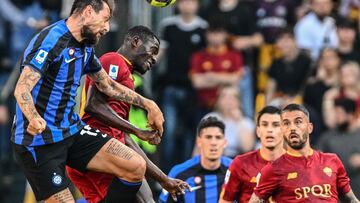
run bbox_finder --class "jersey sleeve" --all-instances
[253,163,280,200]
[334,155,351,195]
[222,160,243,201]
[99,54,127,83]
[84,49,102,74]
[22,33,59,74]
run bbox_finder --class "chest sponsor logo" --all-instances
[287,172,298,180]
[109,65,119,80]
[294,184,332,200]
[35,49,48,65]
[323,167,332,177]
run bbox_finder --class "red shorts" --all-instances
[67,125,125,203]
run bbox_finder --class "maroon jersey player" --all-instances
[219,106,284,203]
[249,104,359,203]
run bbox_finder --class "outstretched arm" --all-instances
[85,85,159,144]
[340,190,359,203]
[88,69,164,135]
[14,66,46,135]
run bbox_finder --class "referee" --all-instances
[159,116,232,203]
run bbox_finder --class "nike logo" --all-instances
[189,185,202,192]
[64,58,76,63]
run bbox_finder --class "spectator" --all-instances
[336,17,360,64]
[295,0,338,61]
[157,0,208,172]
[207,86,255,158]
[159,116,232,203]
[266,27,312,103]
[323,61,360,128]
[317,98,360,197]
[190,25,243,119]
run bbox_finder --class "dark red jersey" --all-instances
[222,150,269,203]
[81,52,134,143]
[254,150,351,202]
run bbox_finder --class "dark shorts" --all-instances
[13,125,112,201]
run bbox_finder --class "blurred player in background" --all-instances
[219,106,285,203]
[249,104,359,203]
[67,25,189,203]
[159,116,232,203]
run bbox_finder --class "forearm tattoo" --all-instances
[90,70,145,108]
[105,140,134,160]
[15,67,41,120]
[51,188,74,203]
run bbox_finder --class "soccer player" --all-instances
[249,104,360,203]
[67,25,190,203]
[159,116,232,203]
[11,1,165,202]
[219,106,285,203]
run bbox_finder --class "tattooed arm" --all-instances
[89,69,164,135]
[340,190,360,203]
[14,66,46,135]
[248,193,266,203]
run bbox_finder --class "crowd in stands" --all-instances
[0,0,360,201]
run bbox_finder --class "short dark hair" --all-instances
[197,116,225,136]
[336,17,356,30]
[334,98,357,114]
[276,27,295,41]
[282,104,310,119]
[256,106,281,126]
[70,0,115,16]
[124,25,160,44]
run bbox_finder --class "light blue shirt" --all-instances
[295,12,338,61]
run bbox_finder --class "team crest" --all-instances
[250,176,257,183]
[194,176,202,184]
[221,60,232,69]
[68,48,75,56]
[202,61,213,70]
[323,167,332,177]
[52,173,62,186]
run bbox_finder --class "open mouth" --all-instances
[289,133,299,141]
[265,135,275,142]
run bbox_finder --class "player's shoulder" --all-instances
[316,150,341,161]
[168,155,201,177]
[100,52,123,62]
[231,150,259,168]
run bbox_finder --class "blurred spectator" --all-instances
[255,0,300,44]
[157,0,208,172]
[159,116,232,203]
[266,27,312,103]
[317,98,360,197]
[202,0,262,118]
[207,86,255,158]
[295,0,338,61]
[190,25,243,119]
[303,48,340,138]
[338,0,360,21]
[323,61,360,128]
[336,17,360,63]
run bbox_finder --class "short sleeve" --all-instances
[253,163,280,200]
[222,161,243,201]
[335,155,351,195]
[84,49,102,74]
[99,53,128,83]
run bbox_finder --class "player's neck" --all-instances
[287,145,313,158]
[118,47,133,62]
[260,146,285,161]
[66,16,84,43]
[201,157,221,170]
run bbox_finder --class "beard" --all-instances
[285,133,308,150]
[337,122,349,132]
[81,25,99,45]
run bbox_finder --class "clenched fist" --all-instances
[27,117,46,136]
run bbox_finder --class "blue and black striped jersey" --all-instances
[159,155,232,203]
[11,19,102,146]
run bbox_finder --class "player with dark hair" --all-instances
[159,116,232,203]
[12,0,165,202]
[219,106,284,203]
[249,104,359,203]
[67,25,190,203]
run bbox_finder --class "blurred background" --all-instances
[0,0,360,202]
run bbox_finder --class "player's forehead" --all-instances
[97,1,111,18]
[259,113,281,123]
[281,110,307,121]
[199,127,224,137]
